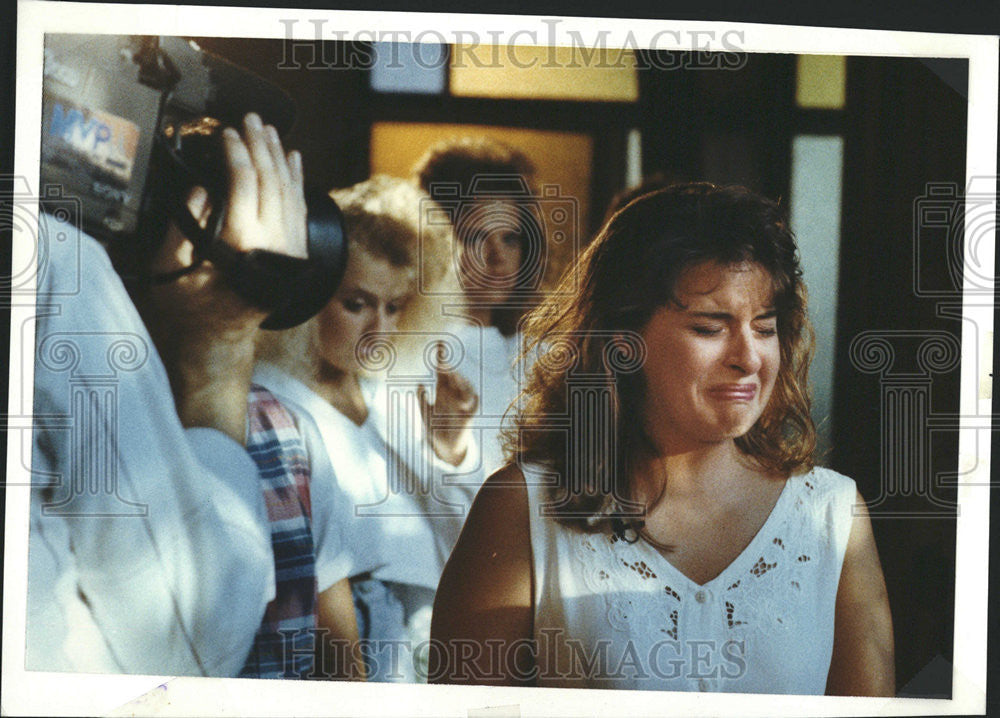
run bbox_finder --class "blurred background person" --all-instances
[413,137,546,478]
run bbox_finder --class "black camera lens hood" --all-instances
[260,188,348,330]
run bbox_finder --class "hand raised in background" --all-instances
[417,342,480,467]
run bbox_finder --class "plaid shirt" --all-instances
[239,384,318,679]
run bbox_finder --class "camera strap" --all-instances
[152,193,310,303]
[151,185,347,331]
[145,199,220,284]
[147,127,348,330]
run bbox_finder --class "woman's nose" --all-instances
[483,235,503,266]
[729,328,763,374]
[369,307,398,335]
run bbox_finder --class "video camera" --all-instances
[40,34,347,329]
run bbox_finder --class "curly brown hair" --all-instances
[502,182,816,530]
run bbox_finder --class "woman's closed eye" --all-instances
[343,297,368,313]
[691,324,724,336]
[690,322,778,337]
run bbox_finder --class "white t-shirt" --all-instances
[524,464,857,694]
[253,362,484,590]
[27,214,275,676]
[450,323,522,478]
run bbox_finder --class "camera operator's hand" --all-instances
[143,113,307,445]
[218,112,307,260]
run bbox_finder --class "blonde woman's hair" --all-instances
[257,175,458,381]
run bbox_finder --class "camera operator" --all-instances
[28,113,308,676]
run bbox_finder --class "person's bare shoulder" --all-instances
[430,464,534,685]
[826,489,895,696]
[437,463,531,610]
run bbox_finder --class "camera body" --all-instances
[420,175,579,298]
[40,34,346,329]
[41,36,164,245]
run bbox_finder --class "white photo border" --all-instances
[5,1,997,715]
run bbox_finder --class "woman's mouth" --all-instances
[708,383,758,401]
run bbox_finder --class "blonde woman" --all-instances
[255,175,480,681]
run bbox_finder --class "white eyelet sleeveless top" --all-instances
[523,465,857,694]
